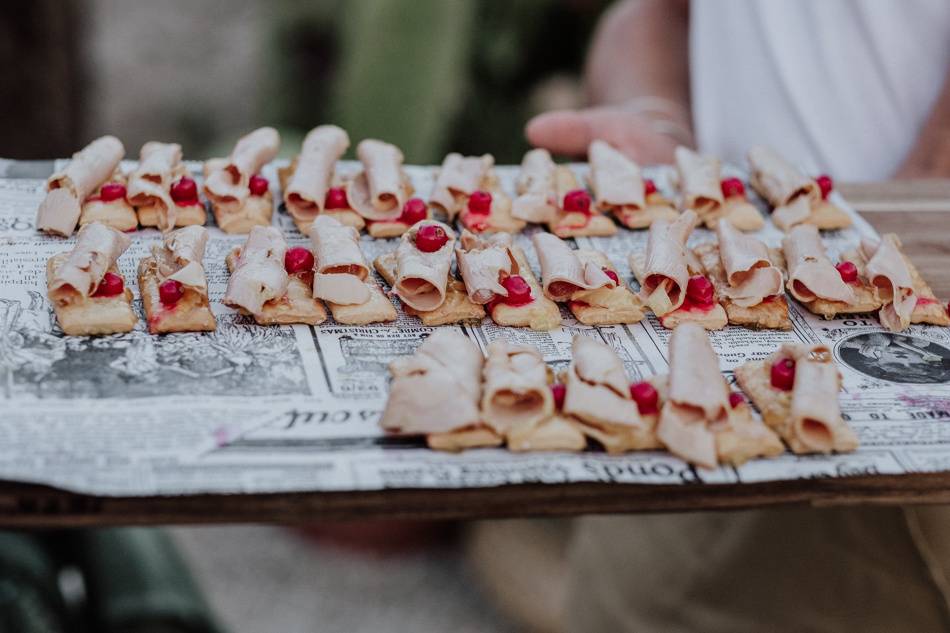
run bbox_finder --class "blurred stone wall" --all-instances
[83,0,267,157]
[1,0,600,162]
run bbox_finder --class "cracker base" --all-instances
[374,253,486,325]
[138,261,216,334]
[735,360,859,454]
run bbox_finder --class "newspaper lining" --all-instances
[1,159,948,497]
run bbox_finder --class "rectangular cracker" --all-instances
[562,373,662,454]
[629,251,728,330]
[137,203,207,228]
[734,359,858,454]
[326,282,398,325]
[714,400,786,466]
[904,255,950,326]
[652,373,783,466]
[226,250,327,325]
[46,256,137,336]
[80,184,138,232]
[774,246,881,319]
[808,200,852,230]
[427,426,503,451]
[507,415,587,452]
[569,251,644,325]
[213,193,273,234]
[374,252,486,325]
[138,260,216,334]
[722,197,765,231]
[693,242,791,330]
[549,166,617,237]
[459,182,526,234]
[611,198,678,230]
[488,247,562,331]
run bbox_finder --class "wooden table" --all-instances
[4,181,950,526]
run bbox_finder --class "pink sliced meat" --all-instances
[310,215,370,305]
[782,224,854,304]
[638,209,698,314]
[656,323,729,469]
[533,232,614,301]
[716,219,783,307]
[48,222,131,304]
[285,125,350,223]
[589,140,645,211]
[347,139,407,221]
[455,231,516,304]
[205,127,280,209]
[224,226,289,314]
[430,153,493,219]
[861,235,915,332]
[380,330,483,434]
[37,135,125,237]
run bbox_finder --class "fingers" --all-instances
[526,106,680,164]
[524,110,592,158]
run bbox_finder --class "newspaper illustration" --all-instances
[1,158,948,497]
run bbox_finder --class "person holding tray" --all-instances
[470,1,950,631]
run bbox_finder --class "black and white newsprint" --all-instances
[1,158,947,497]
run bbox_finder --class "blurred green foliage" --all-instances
[267,0,610,163]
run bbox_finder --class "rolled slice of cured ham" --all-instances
[781,224,854,304]
[285,125,350,223]
[533,232,615,302]
[37,136,125,237]
[224,226,290,314]
[310,215,371,305]
[715,219,783,307]
[48,222,131,305]
[637,209,698,315]
[392,220,456,311]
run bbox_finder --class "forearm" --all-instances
[586,0,690,118]
[898,72,950,177]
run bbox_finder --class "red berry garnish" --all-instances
[602,267,620,285]
[170,177,198,205]
[92,272,124,298]
[467,191,492,215]
[720,177,745,198]
[99,182,127,203]
[415,224,449,253]
[643,179,657,196]
[816,174,833,199]
[325,187,349,209]
[501,274,533,306]
[836,261,858,284]
[158,279,184,307]
[630,381,659,415]
[551,383,566,410]
[562,189,591,214]
[284,247,315,274]
[728,392,745,408]
[398,198,428,225]
[686,275,715,307]
[249,174,269,196]
[770,358,796,391]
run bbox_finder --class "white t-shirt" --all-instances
[690,0,950,180]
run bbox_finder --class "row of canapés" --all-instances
[36,126,852,240]
[46,208,948,337]
[379,325,857,467]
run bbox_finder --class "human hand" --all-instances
[524,104,689,164]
